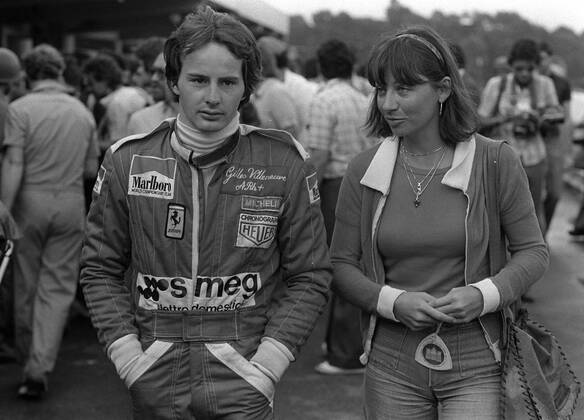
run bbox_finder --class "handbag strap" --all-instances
[483,135,506,276]
[480,135,521,346]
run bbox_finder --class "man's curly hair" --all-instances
[22,44,65,82]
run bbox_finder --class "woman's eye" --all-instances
[376,87,387,95]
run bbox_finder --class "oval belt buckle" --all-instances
[414,322,453,371]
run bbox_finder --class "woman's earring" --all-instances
[439,101,444,116]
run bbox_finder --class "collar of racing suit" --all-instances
[170,120,241,169]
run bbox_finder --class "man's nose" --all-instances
[206,83,220,105]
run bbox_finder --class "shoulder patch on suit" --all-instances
[111,118,174,154]
[240,124,309,161]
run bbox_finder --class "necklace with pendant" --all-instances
[402,144,444,157]
[400,143,446,208]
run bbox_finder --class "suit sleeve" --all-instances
[80,148,137,350]
[263,158,331,358]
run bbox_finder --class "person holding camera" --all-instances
[478,39,560,234]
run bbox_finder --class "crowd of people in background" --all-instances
[0,6,582,410]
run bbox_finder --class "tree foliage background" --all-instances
[288,0,584,89]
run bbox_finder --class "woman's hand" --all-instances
[393,292,457,331]
[432,286,484,323]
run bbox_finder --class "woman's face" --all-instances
[172,42,245,133]
[376,71,448,140]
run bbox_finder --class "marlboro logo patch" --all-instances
[128,155,176,199]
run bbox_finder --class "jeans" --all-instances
[364,320,500,419]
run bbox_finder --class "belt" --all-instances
[136,306,267,342]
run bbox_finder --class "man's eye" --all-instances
[191,78,207,85]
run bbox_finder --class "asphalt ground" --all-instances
[0,186,583,419]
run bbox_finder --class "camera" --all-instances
[540,108,565,125]
[512,112,539,139]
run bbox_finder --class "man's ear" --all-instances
[170,82,180,96]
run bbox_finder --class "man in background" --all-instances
[1,44,98,399]
[539,41,572,233]
[0,47,23,363]
[83,54,151,156]
[305,39,376,375]
[478,39,558,235]
[256,36,317,140]
[127,52,179,134]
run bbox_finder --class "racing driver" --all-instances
[80,7,331,419]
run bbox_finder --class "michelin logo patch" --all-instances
[236,213,277,248]
[241,195,281,213]
[128,155,176,199]
[93,165,106,195]
[306,173,320,204]
[165,204,185,239]
[136,272,261,311]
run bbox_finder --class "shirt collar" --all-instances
[31,79,69,93]
[360,135,477,195]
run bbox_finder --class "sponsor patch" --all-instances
[221,165,287,195]
[236,213,278,248]
[241,195,282,213]
[128,155,176,199]
[136,272,261,311]
[93,165,106,195]
[306,172,320,204]
[165,204,185,239]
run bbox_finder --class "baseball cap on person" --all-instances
[0,48,21,83]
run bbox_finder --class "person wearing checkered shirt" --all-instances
[304,39,378,375]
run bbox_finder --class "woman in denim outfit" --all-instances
[330,26,549,419]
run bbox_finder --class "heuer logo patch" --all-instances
[165,204,185,239]
[236,213,277,248]
[306,172,320,204]
[241,195,281,213]
[128,155,176,199]
[93,165,106,194]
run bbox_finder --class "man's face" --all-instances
[172,42,245,133]
[512,59,536,87]
[86,74,109,98]
[144,54,166,102]
[539,51,552,75]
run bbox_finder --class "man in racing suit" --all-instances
[80,7,331,419]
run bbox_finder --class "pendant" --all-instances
[414,198,421,207]
[414,331,453,371]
